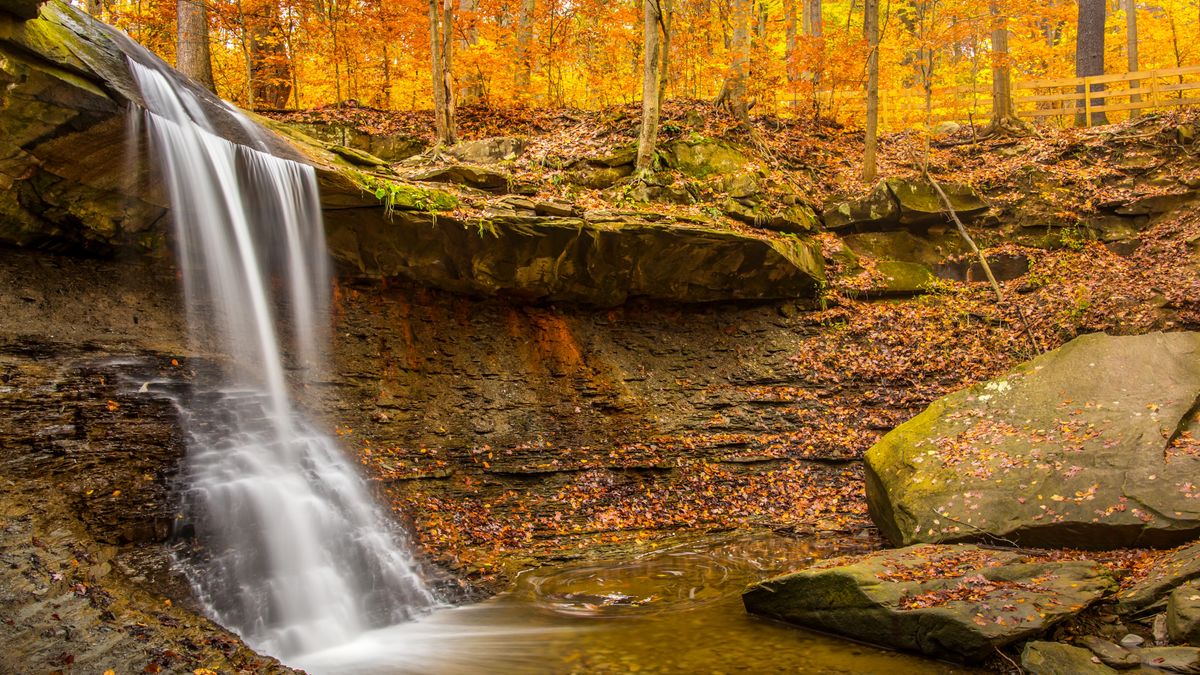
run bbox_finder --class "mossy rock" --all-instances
[824,181,898,231]
[565,165,634,189]
[1118,540,1200,615]
[723,199,817,234]
[886,178,988,226]
[843,230,968,266]
[661,138,750,178]
[1169,580,1200,646]
[744,544,1115,663]
[866,331,1200,550]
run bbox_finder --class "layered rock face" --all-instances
[865,331,1200,549]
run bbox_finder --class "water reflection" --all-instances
[295,532,980,674]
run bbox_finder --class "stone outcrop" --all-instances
[661,138,751,178]
[824,179,988,232]
[1022,642,1117,674]
[323,209,825,305]
[743,544,1115,662]
[865,332,1200,550]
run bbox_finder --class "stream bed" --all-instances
[293,532,980,674]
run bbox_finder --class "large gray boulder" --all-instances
[743,544,1115,662]
[1168,580,1200,645]
[824,178,988,232]
[865,332,1200,550]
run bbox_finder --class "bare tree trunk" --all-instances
[803,0,823,36]
[784,0,798,83]
[249,5,293,109]
[176,0,215,93]
[1126,0,1140,116]
[515,0,535,94]
[458,0,483,105]
[1075,0,1108,126]
[657,0,672,110]
[714,0,751,127]
[988,0,1015,127]
[637,0,663,172]
[234,0,254,107]
[862,0,879,182]
[429,0,457,145]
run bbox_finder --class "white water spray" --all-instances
[128,57,435,660]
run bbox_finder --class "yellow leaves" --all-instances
[106,400,120,412]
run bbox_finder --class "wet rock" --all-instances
[743,544,1114,662]
[865,332,1200,550]
[1120,542,1200,616]
[661,138,750,178]
[448,136,527,164]
[1022,642,1117,674]
[1168,580,1200,646]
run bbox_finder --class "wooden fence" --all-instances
[783,64,1200,130]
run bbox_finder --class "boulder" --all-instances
[1119,542,1200,616]
[323,210,826,306]
[824,181,899,231]
[412,165,513,192]
[823,179,988,233]
[865,332,1200,550]
[661,138,750,178]
[887,178,988,226]
[283,123,426,161]
[447,136,526,164]
[742,544,1115,662]
[843,230,968,267]
[565,164,634,189]
[723,200,818,234]
[1022,642,1118,675]
[1168,580,1200,645]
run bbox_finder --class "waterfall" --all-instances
[127,57,436,660]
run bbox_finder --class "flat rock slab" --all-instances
[1023,642,1117,674]
[866,332,1200,550]
[743,544,1115,662]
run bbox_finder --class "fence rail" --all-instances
[785,64,1200,130]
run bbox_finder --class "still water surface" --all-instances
[295,532,980,674]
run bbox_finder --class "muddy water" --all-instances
[295,533,979,674]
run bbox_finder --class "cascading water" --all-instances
[126,56,435,660]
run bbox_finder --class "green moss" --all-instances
[357,173,457,217]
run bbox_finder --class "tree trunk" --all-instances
[637,0,662,172]
[1075,0,1108,126]
[429,0,457,145]
[862,0,879,182]
[803,0,822,36]
[784,0,798,83]
[458,0,483,105]
[657,0,672,110]
[1126,0,1140,115]
[715,0,751,127]
[248,6,293,109]
[176,0,215,93]
[515,0,535,94]
[989,0,1015,126]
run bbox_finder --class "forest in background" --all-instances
[77,0,1198,125]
